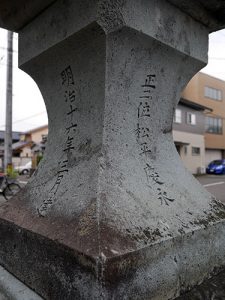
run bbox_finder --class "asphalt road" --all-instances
[196,174,225,203]
[0,174,225,205]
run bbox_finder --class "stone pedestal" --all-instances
[0,0,225,299]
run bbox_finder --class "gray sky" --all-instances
[0,28,225,132]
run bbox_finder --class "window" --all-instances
[187,112,196,125]
[204,86,222,101]
[205,117,222,134]
[173,109,182,123]
[192,147,200,155]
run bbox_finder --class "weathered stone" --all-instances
[176,268,225,299]
[0,0,225,299]
[0,265,43,300]
[0,0,56,32]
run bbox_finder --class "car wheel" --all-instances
[21,169,29,175]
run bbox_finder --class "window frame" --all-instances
[192,147,200,156]
[205,116,223,134]
[173,109,182,124]
[187,112,196,125]
[204,86,223,101]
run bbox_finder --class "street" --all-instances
[196,174,225,203]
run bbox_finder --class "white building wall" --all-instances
[173,130,205,174]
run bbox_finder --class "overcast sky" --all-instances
[0,29,48,132]
[0,28,225,132]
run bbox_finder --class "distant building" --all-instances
[173,98,211,174]
[182,72,225,165]
[18,125,48,160]
[0,125,48,169]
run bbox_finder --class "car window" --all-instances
[212,160,223,165]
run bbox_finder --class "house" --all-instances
[173,98,212,174]
[182,72,225,165]
[14,124,48,167]
[18,124,48,158]
[0,125,48,169]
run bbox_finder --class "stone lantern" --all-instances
[0,1,225,299]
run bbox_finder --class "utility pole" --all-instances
[4,31,13,173]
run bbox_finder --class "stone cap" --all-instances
[0,0,225,32]
[168,0,225,32]
[0,0,56,31]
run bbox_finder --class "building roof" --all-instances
[0,131,21,141]
[12,141,31,150]
[199,72,225,83]
[22,124,48,135]
[179,98,213,112]
[174,141,190,146]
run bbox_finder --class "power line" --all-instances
[0,111,47,128]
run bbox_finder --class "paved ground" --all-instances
[196,174,225,203]
[0,174,224,204]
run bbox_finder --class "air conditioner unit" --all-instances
[197,166,205,174]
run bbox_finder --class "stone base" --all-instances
[1,257,225,300]
[1,213,225,299]
[177,268,225,300]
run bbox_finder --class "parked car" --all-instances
[206,159,225,175]
[15,161,32,175]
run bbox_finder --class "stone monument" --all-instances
[0,0,225,299]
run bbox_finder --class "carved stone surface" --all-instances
[0,0,225,299]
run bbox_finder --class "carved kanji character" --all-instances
[141,74,156,89]
[138,102,150,118]
[63,136,75,152]
[67,104,77,115]
[139,142,151,155]
[157,188,174,205]
[66,123,77,134]
[61,66,74,86]
[64,90,75,102]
